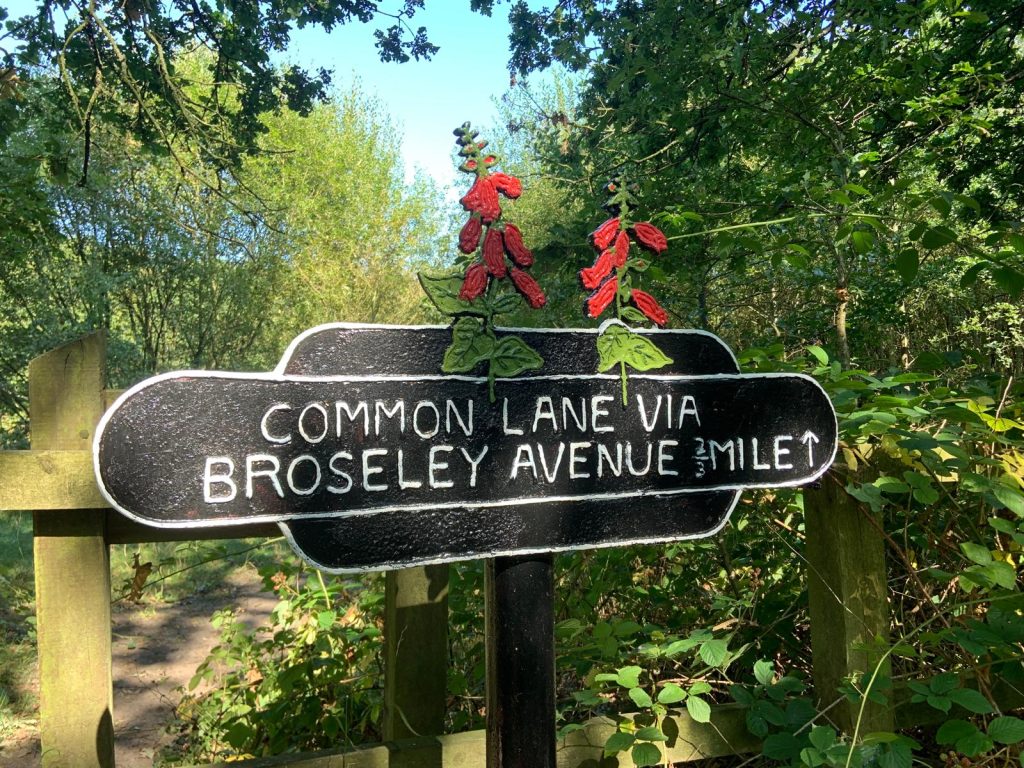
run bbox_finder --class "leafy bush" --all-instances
[164,560,385,763]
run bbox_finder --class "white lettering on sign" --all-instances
[195,388,828,507]
[261,404,292,445]
[696,433,817,475]
[258,399,475,445]
[298,403,329,444]
[203,457,237,502]
[636,395,701,431]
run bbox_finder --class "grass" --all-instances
[0,513,37,736]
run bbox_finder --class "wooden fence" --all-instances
[1,332,898,767]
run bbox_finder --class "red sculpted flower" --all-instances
[459,263,488,301]
[502,223,533,267]
[631,289,668,326]
[489,172,523,199]
[460,178,501,222]
[482,227,507,277]
[580,248,616,290]
[511,268,546,308]
[459,216,482,254]
[586,277,618,318]
[611,230,630,267]
[592,217,620,249]
[630,222,668,254]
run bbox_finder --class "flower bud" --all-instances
[591,217,621,249]
[611,230,630,267]
[460,178,501,222]
[459,216,483,254]
[489,172,522,199]
[510,268,546,308]
[586,277,618,318]
[458,263,488,301]
[580,249,616,290]
[631,289,668,326]
[630,221,668,254]
[502,223,533,267]
[483,227,507,277]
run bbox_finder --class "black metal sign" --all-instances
[94,323,837,571]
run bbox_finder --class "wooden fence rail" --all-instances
[1,332,896,766]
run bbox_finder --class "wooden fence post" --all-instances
[30,332,115,767]
[383,564,449,743]
[805,472,895,733]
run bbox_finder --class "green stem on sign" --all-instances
[614,264,628,406]
[485,279,498,403]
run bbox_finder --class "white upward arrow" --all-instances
[800,431,820,467]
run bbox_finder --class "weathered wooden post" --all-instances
[31,332,115,768]
[485,555,556,768]
[384,565,449,742]
[805,471,894,732]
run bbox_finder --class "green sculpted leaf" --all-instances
[621,306,648,324]
[936,719,979,745]
[418,270,485,316]
[596,324,673,373]
[894,248,919,282]
[490,292,523,315]
[615,665,643,689]
[442,317,493,373]
[491,336,543,378]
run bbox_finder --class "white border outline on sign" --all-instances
[92,350,837,526]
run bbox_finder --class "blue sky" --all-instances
[284,4,524,186]
[3,0,537,187]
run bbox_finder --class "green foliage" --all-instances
[0,81,443,445]
[167,558,385,763]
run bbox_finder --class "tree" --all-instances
[0,79,446,445]
[503,0,1024,366]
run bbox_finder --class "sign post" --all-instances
[94,323,836,569]
[94,321,836,766]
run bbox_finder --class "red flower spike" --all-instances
[592,217,620,250]
[580,248,616,290]
[459,263,488,301]
[502,223,533,267]
[482,228,507,277]
[631,221,668,254]
[489,172,522,199]
[465,160,477,171]
[511,268,546,308]
[611,230,630,267]
[461,177,501,222]
[586,277,618,318]
[459,216,483,254]
[631,289,669,326]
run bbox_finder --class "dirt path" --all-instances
[0,567,276,768]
